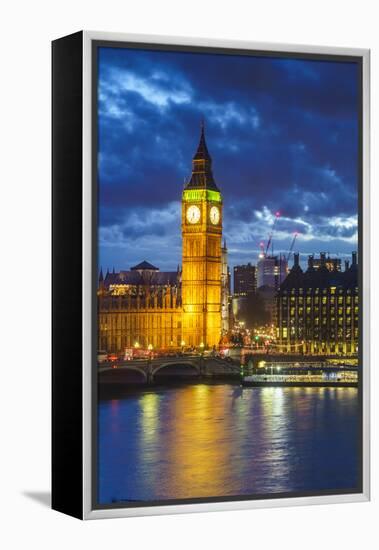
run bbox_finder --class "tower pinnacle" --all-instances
[185,121,219,191]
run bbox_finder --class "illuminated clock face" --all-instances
[209,206,220,225]
[186,205,201,224]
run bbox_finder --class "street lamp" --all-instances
[134,341,140,349]
[181,340,185,353]
[147,343,153,361]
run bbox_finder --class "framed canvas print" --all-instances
[52,31,370,519]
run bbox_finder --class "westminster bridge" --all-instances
[98,355,241,385]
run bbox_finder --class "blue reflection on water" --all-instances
[98,385,359,504]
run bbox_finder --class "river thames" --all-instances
[98,384,359,505]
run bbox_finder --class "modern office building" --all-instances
[233,263,256,296]
[257,255,288,290]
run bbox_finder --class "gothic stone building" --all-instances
[98,262,182,351]
[276,252,358,355]
[98,126,230,353]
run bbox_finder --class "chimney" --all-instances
[293,253,300,268]
[352,251,357,267]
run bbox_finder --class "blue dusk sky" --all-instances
[97,46,360,272]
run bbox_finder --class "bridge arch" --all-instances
[151,361,201,382]
[99,365,148,384]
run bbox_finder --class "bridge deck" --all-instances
[98,355,241,384]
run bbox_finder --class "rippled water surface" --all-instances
[98,384,359,504]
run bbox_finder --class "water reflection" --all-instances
[98,384,359,504]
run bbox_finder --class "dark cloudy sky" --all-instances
[97,46,359,272]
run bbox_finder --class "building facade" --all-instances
[257,254,287,290]
[312,253,341,272]
[98,126,225,353]
[233,263,256,296]
[276,252,358,355]
[98,262,182,351]
[221,241,232,334]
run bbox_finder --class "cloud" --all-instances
[99,202,183,271]
[97,46,359,270]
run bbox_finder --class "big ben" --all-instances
[181,123,223,348]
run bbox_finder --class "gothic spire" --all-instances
[193,120,211,162]
[185,121,219,191]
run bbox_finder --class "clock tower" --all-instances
[181,123,223,348]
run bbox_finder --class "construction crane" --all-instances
[287,232,298,262]
[265,211,280,257]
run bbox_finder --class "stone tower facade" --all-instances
[181,124,223,348]
[221,240,231,334]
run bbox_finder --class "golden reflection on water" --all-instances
[140,393,159,444]
[165,385,230,498]
[100,385,359,502]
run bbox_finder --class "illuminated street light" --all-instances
[148,344,153,351]
[134,341,140,349]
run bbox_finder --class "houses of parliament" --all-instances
[97,125,231,353]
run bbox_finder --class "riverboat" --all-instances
[242,365,358,388]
